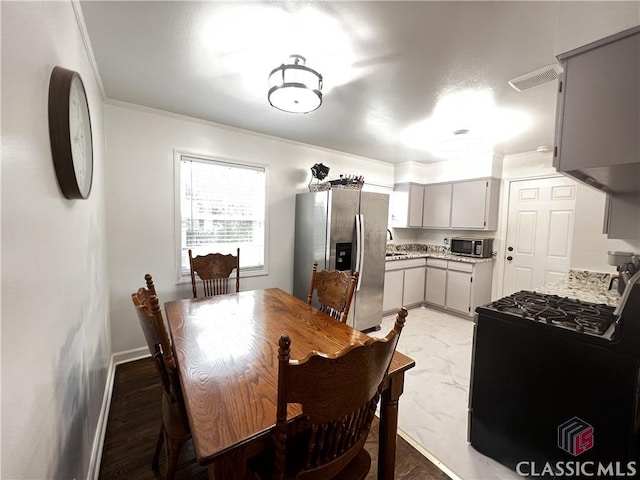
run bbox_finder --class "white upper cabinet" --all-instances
[422,183,452,228]
[554,26,639,194]
[450,179,500,230]
[390,183,424,228]
[391,178,499,230]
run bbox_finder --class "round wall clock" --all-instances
[48,66,93,199]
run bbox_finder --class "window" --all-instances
[177,153,266,278]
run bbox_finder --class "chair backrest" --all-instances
[131,274,175,373]
[306,261,359,323]
[273,307,408,480]
[188,248,240,298]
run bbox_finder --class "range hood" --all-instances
[557,163,639,195]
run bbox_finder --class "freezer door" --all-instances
[352,192,389,331]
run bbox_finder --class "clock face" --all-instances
[69,75,93,198]
[49,66,94,199]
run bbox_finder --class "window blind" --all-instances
[180,156,266,274]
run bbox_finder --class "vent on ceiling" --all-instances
[508,64,563,92]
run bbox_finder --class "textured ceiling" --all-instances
[79,1,638,164]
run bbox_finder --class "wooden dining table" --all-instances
[165,287,415,480]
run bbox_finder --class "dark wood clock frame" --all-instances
[48,66,94,199]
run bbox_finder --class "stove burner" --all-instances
[485,291,617,335]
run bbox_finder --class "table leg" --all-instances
[378,372,406,480]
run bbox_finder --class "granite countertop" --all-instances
[385,243,494,264]
[535,269,621,307]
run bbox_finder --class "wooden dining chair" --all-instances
[307,261,359,323]
[131,274,192,480]
[248,307,408,480]
[188,248,240,298]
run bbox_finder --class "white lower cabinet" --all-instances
[445,268,472,314]
[385,256,493,316]
[383,270,404,312]
[403,266,426,306]
[425,258,493,316]
[425,260,447,307]
[383,258,426,313]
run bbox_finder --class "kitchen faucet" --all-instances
[386,229,393,241]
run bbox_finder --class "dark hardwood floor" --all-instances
[99,358,450,480]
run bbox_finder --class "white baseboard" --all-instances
[87,355,115,480]
[113,346,150,365]
[86,347,150,479]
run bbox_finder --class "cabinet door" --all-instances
[556,30,639,172]
[603,193,640,240]
[423,183,452,228]
[403,267,426,306]
[408,184,425,227]
[425,267,446,307]
[446,270,472,314]
[383,270,404,312]
[390,183,424,228]
[451,180,487,229]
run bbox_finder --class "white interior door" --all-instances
[503,177,576,296]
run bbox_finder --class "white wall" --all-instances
[572,184,640,272]
[104,103,394,353]
[393,153,499,184]
[492,151,640,297]
[1,2,110,478]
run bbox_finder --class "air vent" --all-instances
[508,64,563,92]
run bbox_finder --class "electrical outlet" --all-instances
[443,236,450,245]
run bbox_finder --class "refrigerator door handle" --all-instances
[357,214,364,291]
[354,214,362,277]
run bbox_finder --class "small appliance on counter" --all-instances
[607,250,639,294]
[468,270,640,474]
[450,236,493,258]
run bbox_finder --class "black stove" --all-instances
[484,290,617,336]
[469,279,640,477]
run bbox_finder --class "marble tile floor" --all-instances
[372,306,521,480]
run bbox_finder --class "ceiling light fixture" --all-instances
[268,54,323,114]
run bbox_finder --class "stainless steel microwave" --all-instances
[450,237,494,258]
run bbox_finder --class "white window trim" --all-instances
[173,150,270,284]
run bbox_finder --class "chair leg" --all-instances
[152,423,164,471]
[165,436,184,480]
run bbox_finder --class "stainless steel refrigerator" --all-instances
[293,189,389,331]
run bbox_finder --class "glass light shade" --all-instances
[268,55,323,113]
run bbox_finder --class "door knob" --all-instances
[507,256,513,261]
[507,246,513,252]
